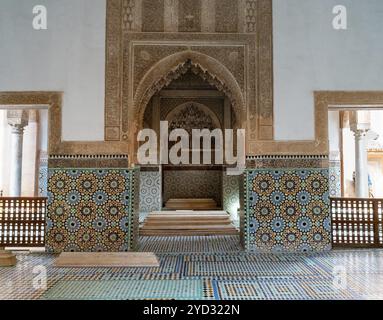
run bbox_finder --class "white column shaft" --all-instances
[354,132,369,198]
[9,126,24,197]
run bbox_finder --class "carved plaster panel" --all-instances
[178,0,202,32]
[215,0,239,33]
[166,102,221,133]
[142,0,165,32]
[105,0,274,157]
[120,36,254,161]
[159,98,224,126]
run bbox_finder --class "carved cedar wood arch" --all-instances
[165,102,223,131]
[129,50,246,161]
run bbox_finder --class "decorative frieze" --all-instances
[201,0,215,32]
[122,0,136,31]
[164,0,178,32]
[178,0,201,32]
[215,0,239,33]
[246,155,329,169]
[48,154,130,168]
[246,0,257,33]
[142,0,165,32]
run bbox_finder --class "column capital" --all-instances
[352,128,370,139]
[7,110,29,132]
[350,110,371,133]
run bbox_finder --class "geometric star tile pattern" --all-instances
[38,164,48,197]
[139,171,161,214]
[41,279,205,300]
[46,168,139,253]
[244,168,331,253]
[329,163,341,197]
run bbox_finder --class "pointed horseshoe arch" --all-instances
[129,50,247,162]
[133,50,246,130]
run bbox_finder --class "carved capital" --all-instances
[353,129,370,140]
[7,110,29,130]
[350,110,371,133]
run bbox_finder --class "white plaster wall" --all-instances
[0,0,106,141]
[369,160,383,198]
[328,111,340,154]
[1,0,383,142]
[22,115,38,196]
[38,109,48,151]
[0,110,10,195]
[368,110,383,197]
[274,0,383,140]
[342,126,356,197]
[370,111,383,143]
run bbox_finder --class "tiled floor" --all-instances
[1,236,383,300]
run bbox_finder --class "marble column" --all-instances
[7,110,29,197]
[350,111,370,198]
[353,129,369,198]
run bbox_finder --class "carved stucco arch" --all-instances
[133,50,245,130]
[130,50,246,161]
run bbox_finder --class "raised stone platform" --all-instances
[140,210,238,236]
[165,198,219,210]
[54,252,159,268]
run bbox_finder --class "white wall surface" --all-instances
[1,0,383,142]
[38,109,48,151]
[0,0,106,141]
[328,111,340,153]
[274,0,383,140]
[0,111,10,194]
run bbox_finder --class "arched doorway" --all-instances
[128,50,246,162]
[135,52,245,239]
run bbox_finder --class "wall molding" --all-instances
[49,154,129,159]
[246,155,329,160]
[252,91,383,156]
[0,92,129,156]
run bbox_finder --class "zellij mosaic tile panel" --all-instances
[244,168,331,253]
[46,168,139,253]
